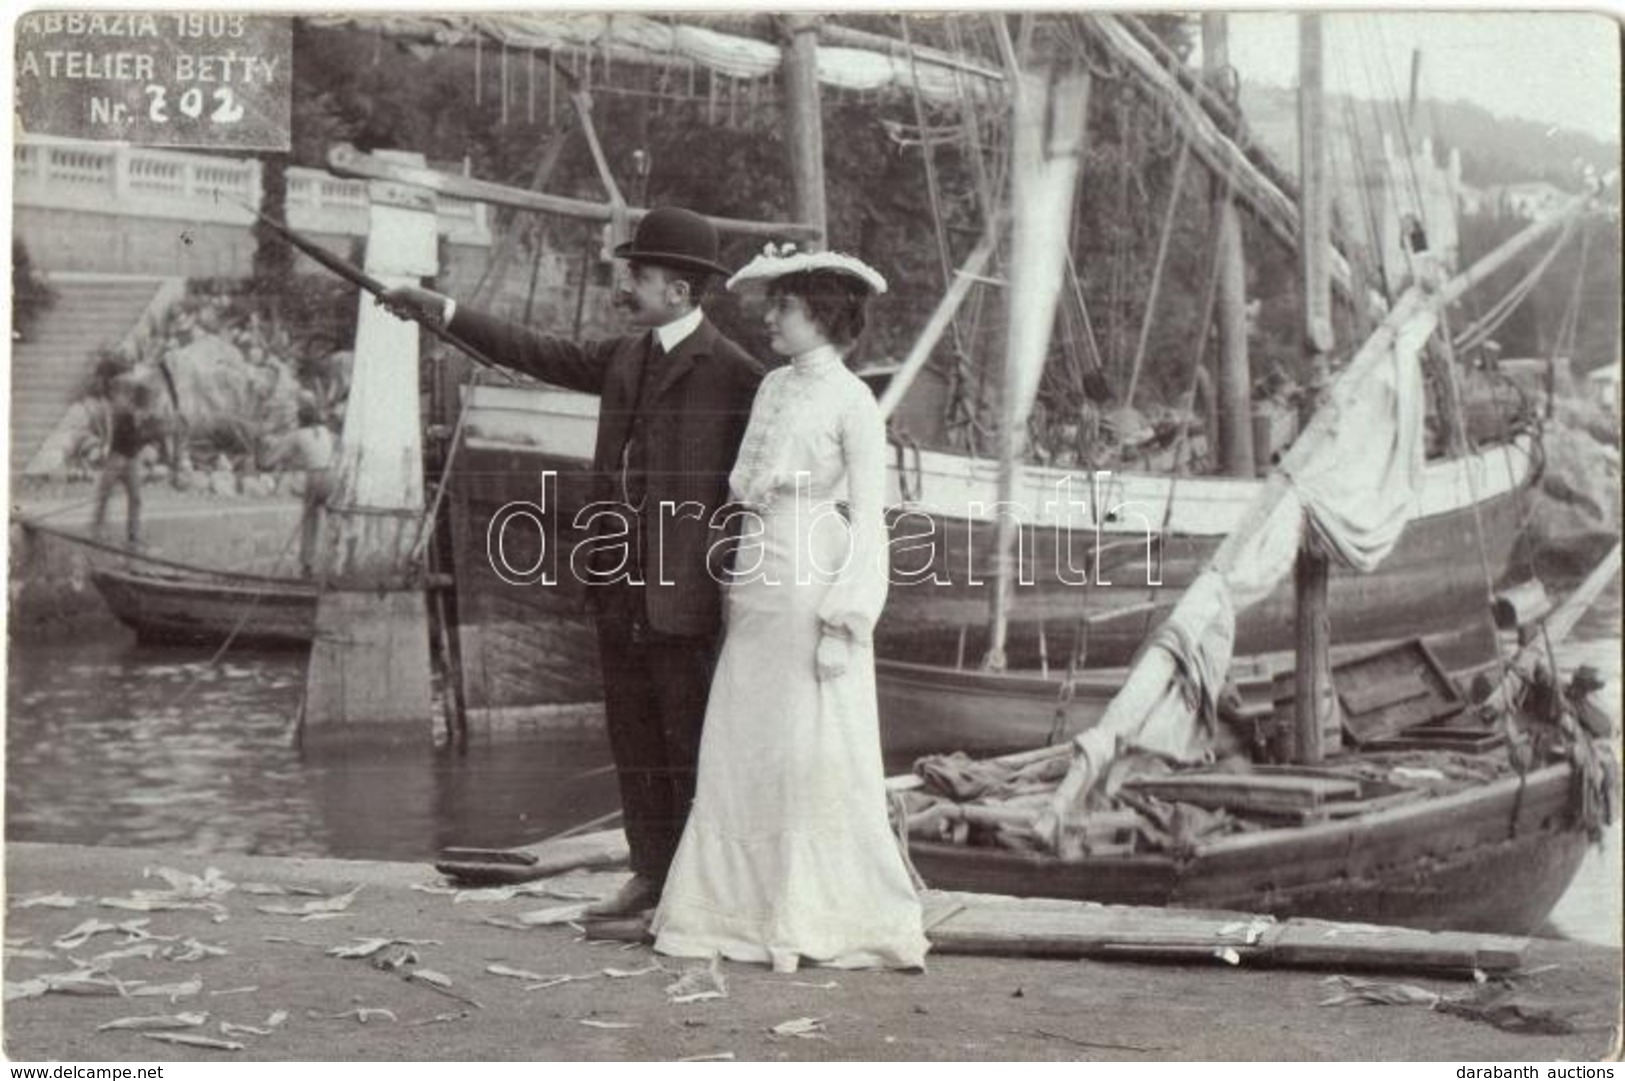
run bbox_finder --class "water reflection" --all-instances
[4,637,621,860]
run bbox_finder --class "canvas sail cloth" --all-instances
[1043,295,1438,832]
[306,14,993,104]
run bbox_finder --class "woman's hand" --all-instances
[815,633,850,681]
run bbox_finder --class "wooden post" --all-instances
[1203,15,1255,479]
[1293,14,1338,763]
[985,68,1090,670]
[783,14,828,250]
[301,154,438,754]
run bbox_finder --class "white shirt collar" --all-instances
[655,306,704,352]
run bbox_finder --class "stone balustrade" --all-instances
[13,135,490,247]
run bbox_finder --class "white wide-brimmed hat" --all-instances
[725,242,888,295]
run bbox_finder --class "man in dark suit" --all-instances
[384,207,763,916]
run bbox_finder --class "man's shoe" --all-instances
[584,875,659,918]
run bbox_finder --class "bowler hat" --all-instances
[613,206,731,278]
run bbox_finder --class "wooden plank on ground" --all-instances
[436,829,629,885]
[926,894,1527,974]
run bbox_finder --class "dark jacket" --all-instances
[449,307,763,637]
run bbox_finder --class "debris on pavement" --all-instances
[127,976,204,1002]
[97,1012,209,1032]
[664,957,727,1004]
[485,963,548,982]
[12,893,81,910]
[142,1032,244,1052]
[770,1016,828,1039]
[256,886,363,918]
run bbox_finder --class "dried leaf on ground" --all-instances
[454,883,599,904]
[4,979,50,1001]
[327,938,394,960]
[143,1032,243,1051]
[1318,975,1441,1008]
[480,916,533,932]
[523,975,594,988]
[143,866,234,899]
[265,1010,289,1029]
[486,964,548,982]
[114,920,176,943]
[87,942,162,965]
[578,1019,637,1029]
[12,893,80,909]
[403,1011,468,1027]
[52,920,120,951]
[515,903,590,927]
[218,1022,272,1039]
[32,969,132,997]
[603,962,663,979]
[256,886,362,918]
[664,957,727,1004]
[128,976,203,1002]
[770,1016,828,1038]
[6,947,57,962]
[98,1012,208,1031]
[678,1053,736,1062]
[409,969,453,988]
[785,980,839,990]
[164,939,230,962]
[309,1007,397,1024]
[100,897,220,916]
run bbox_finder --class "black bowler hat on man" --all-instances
[613,206,732,278]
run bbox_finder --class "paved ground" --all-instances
[4,841,1620,1062]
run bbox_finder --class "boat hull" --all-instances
[90,568,316,649]
[907,763,1592,934]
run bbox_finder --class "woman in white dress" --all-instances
[650,247,929,974]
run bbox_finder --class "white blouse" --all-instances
[728,344,890,644]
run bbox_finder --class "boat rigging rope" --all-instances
[15,516,308,586]
[1452,216,1581,355]
[1123,132,1192,409]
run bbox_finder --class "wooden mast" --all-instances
[783,14,829,251]
[301,156,439,753]
[984,68,1091,671]
[1203,14,1255,478]
[1293,14,1338,764]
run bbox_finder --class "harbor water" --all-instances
[5,588,1620,947]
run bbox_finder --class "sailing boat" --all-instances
[887,28,1618,935]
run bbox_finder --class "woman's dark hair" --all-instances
[768,269,871,348]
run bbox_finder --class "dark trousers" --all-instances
[92,453,141,544]
[596,614,716,886]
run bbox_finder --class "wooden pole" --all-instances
[1203,14,1255,479]
[327,144,821,243]
[783,14,829,251]
[876,232,998,420]
[984,68,1090,671]
[301,156,438,754]
[1293,14,1337,764]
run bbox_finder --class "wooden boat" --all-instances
[904,761,1593,935]
[89,565,316,649]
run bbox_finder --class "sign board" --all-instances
[14,11,292,151]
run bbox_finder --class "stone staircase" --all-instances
[9,276,169,477]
